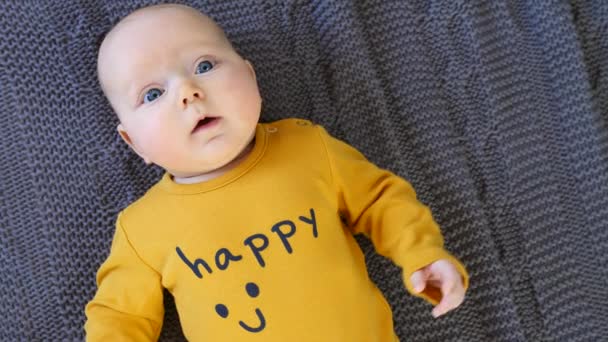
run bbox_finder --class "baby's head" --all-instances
[98,4,261,180]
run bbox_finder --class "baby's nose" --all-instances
[182,91,201,105]
[179,81,204,106]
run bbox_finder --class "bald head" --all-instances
[97,4,234,102]
[101,4,231,48]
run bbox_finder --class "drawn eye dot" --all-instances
[215,304,229,318]
[246,282,260,298]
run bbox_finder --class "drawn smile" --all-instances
[215,282,267,333]
[238,308,266,332]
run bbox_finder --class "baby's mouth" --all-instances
[192,116,219,133]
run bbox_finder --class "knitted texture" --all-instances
[1,0,607,341]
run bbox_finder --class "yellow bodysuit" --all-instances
[85,118,468,341]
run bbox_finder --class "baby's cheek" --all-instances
[224,70,261,111]
[141,122,178,159]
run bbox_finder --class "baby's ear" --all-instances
[117,124,151,164]
[244,60,257,81]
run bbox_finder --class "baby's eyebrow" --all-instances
[118,77,157,107]
[182,42,218,57]
[124,80,149,107]
[123,68,165,104]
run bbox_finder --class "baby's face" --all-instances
[98,6,261,178]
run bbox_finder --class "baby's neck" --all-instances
[172,139,255,184]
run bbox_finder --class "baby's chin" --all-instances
[169,165,225,184]
[167,152,250,184]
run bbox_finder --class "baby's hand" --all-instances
[410,259,465,318]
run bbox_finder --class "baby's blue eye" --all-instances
[196,60,214,74]
[143,88,164,103]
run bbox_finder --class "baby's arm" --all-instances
[85,215,164,341]
[316,125,468,313]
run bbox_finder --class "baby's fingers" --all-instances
[410,270,427,293]
[432,279,465,318]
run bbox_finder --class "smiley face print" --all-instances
[214,282,266,333]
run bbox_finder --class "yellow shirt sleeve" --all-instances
[84,214,164,341]
[316,125,469,305]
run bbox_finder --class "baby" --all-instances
[85,3,469,341]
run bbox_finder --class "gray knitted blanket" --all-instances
[2,0,607,341]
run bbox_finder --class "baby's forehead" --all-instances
[108,5,222,44]
[99,5,228,69]
[97,5,231,97]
